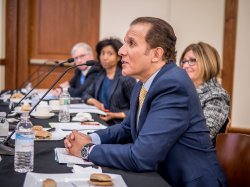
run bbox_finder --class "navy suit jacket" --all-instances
[82,66,136,125]
[68,64,101,97]
[89,62,227,187]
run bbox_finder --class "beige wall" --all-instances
[232,0,250,128]
[100,0,170,41]
[100,0,225,62]
[0,0,6,90]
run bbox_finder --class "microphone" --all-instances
[0,60,96,155]
[7,58,75,116]
[28,60,96,115]
[18,60,59,90]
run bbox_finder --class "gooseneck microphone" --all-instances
[7,58,75,116]
[28,60,96,115]
[0,60,96,155]
[18,60,59,90]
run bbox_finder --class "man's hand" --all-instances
[64,130,92,158]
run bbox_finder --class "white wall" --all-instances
[169,0,225,61]
[0,0,6,90]
[100,0,225,62]
[100,0,170,41]
[232,0,250,128]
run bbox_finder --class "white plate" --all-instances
[31,112,55,119]
[10,128,66,141]
[23,172,127,187]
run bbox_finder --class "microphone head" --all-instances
[85,60,97,66]
[67,58,75,63]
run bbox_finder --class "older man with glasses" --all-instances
[52,42,100,97]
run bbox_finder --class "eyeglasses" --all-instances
[180,58,197,66]
[74,54,86,61]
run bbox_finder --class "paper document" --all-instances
[69,104,107,115]
[69,103,97,109]
[49,122,107,131]
[55,148,93,165]
[69,108,107,116]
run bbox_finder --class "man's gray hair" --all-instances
[71,42,93,56]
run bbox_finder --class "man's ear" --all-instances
[152,47,164,62]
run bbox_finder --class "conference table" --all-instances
[0,100,171,187]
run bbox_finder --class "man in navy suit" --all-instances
[52,42,100,97]
[64,17,227,187]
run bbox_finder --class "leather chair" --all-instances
[216,133,250,187]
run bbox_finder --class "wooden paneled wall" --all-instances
[5,0,100,89]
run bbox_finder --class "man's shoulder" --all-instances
[157,63,191,84]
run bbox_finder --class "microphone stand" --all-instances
[0,60,96,156]
[18,60,57,90]
[7,58,74,116]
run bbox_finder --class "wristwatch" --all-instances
[81,143,94,160]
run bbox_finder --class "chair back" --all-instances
[216,133,250,187]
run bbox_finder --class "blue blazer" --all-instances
[82,66,136,125]
[89,62,227,187]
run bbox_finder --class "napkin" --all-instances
[72,165,102,174]
[54,148,94,165]
[72,112,93,122]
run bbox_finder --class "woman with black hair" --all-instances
[82,38,136,125]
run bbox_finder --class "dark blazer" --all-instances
[82,66,136,125]
[68,64,101,97]
[89,62,227,187]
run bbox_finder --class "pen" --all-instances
[80,122,100,126]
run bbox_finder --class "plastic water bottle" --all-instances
[14,112,34,173]
[59,88,70,122]
[0,112,9,137]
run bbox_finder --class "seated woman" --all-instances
[82,38,136,125]
[179,42,230,142]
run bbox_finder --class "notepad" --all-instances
[54,148,93,165]
[49,122,107,131]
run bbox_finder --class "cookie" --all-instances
[89,173,113,186]
[42,178,57,187]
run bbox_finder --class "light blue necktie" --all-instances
[80,74,85,85]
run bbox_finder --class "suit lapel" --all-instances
[108,67,121,101]
[95,71,105,98]
[130,82,142,140]
[134,62,177,133]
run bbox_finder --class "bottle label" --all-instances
[15,134,34,152]
[60,98,70,105]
